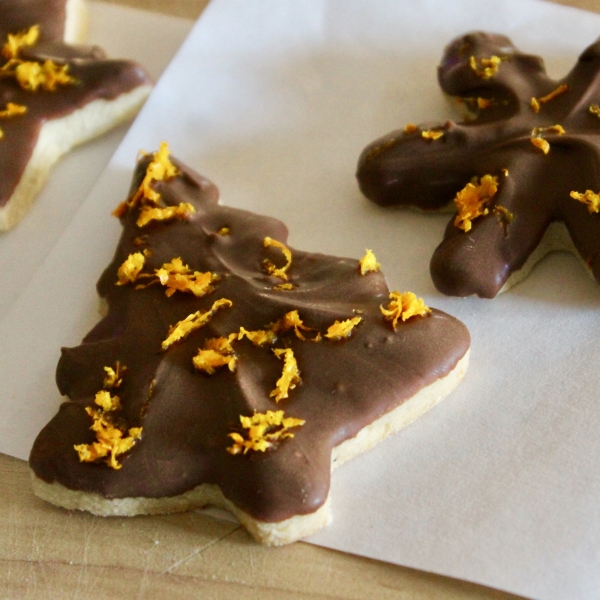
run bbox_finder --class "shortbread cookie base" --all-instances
[0,84,151,230]
[498,221,590,294]
[32,350,469,546]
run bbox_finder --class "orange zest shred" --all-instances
[404,123,418,133]
[162,298,232,350]
[364,137,397,161]
[238,327,278,346]
[493,205,515,235]
[530,83,568,113]
[274,282,295,291]
[530,136,550,154]
[0,102,26,118]
[359,248,380,275]
[238,310,322,346]
[136,202,196,227]
[270,348,301,402]
[116,252,145,285]
[421,129,444,140]
[1,26,77,91]
[103,361,127,389]
[570,190,600,213]
[2,25,39,60]
[93,390,122,412]
[126,142,179,211]
[193,334,237,374]
[13,59,76,91]
[262,237,292,281]
[325,317,362,340]
[227,410,305,455]
[532,124,566,136]
[380,291,431,329]
[154,257,217,298]
[453,174,498,232]
[1,56,77,92]
[74,407,142,470]
[272,310,321,342]
[477,97,491,109]
[589,104,600,118]
[469,55,502,79]
[218,227,230,235]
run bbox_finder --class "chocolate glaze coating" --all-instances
[29,157,470,523]
[0,3,152,208]
[1,0,69,43]
[357,32,600,298]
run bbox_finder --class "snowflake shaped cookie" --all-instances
[358,32,600,298]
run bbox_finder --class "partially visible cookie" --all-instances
[29,145,470,546]
[3,0,87,45]
[357,32,600,298]
[0,1,152,230]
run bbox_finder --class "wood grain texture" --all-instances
[1,454,523,599]
[6,0,593,597]
[101,0,600,18]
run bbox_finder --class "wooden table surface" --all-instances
[3,0,597,598]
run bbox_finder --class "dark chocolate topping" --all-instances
[357,32,600,298]
[1,0,69,43]
[29,155,470,523]
[0,5,152,208]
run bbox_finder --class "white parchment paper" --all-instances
[2,1,600,598]
[0,2,192,315]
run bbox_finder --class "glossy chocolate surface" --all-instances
[30,157,470,523]
[357,32,600,298]
[0,2,151,208]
